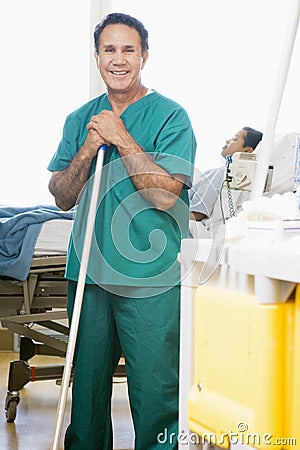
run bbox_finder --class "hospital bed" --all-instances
[0,214,73,422]
[0,209,126,422]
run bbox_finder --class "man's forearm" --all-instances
[49,151,94,211]
[119,141,184,211]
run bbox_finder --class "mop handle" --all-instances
[51,144,107,450]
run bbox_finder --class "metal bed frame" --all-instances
[0,255,126,422]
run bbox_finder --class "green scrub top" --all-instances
[48,91,196,290]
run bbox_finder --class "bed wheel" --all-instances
[5,392,20,423]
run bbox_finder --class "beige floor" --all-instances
[0,352,134,450]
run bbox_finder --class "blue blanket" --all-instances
[0,205,74,281]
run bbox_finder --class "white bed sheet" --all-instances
[34,219,73,255]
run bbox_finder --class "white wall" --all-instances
[0,0,90,205]
[0,0,299,205]
[112,0,300,173]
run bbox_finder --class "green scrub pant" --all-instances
[64,281,180,450]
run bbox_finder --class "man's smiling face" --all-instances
[96,24,148,95]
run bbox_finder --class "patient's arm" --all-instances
[190,211,207,221]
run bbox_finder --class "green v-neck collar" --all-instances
[100,91,157,118]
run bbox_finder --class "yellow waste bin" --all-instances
[188,284,299,449]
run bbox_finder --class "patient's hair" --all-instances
[242,126,263,150]
[94,12,149,54]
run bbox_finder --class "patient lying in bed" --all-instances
[189,131,298,238]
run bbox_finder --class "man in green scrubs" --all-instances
[48,12,196,450]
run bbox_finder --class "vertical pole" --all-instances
[250,0,300,199]
[89,0,112,99]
